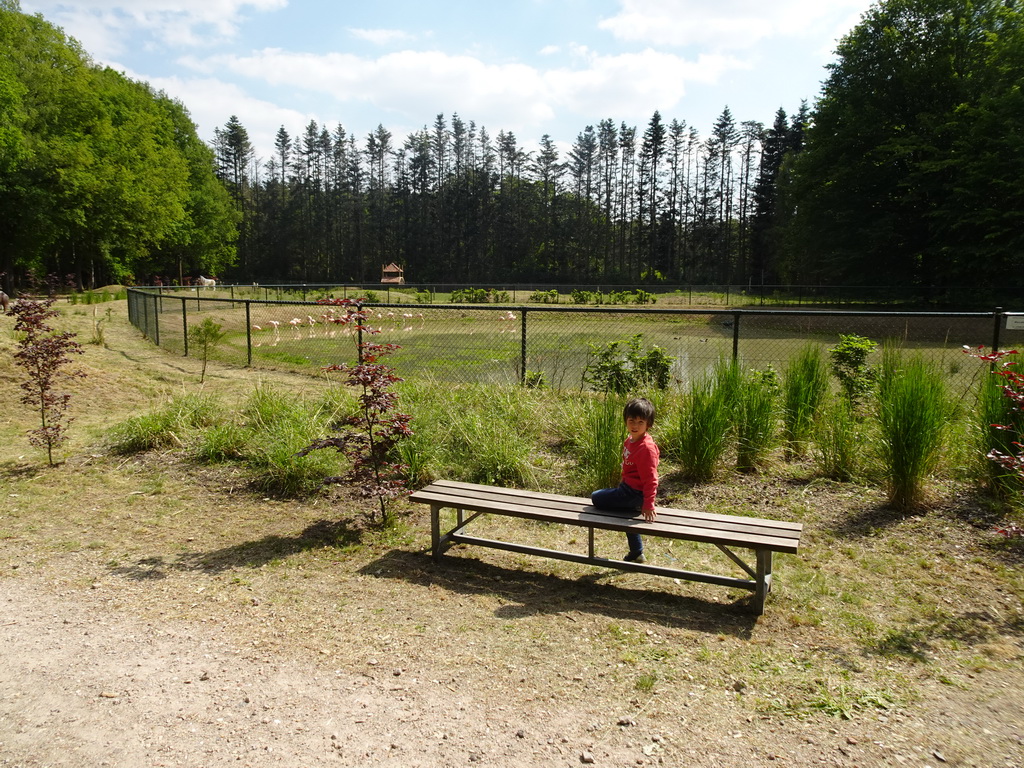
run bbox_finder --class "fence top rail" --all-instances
[125,288,999,320]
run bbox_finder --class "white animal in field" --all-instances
[197,275,216,289]
[306,315,317,337]
[0,291,9,313]
[289,317,302,339]
[267,320,281,346]
[497,310,518,333]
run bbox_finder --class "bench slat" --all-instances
[412,481,801,548]
[425,479,802,536]
[410,488,800,553]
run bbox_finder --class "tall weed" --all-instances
[399,383,541,487]
[243,384,347,497]
[875,347,951,510]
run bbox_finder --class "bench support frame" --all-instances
[427,503,775,614]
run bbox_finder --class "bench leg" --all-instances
[754,549,773,615]
[431,504,442,560]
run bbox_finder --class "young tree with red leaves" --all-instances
[298,299,413,527]
[7,296,85,465]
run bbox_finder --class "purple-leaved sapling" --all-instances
[965,345,1024,538]
[7,295,85,466]
[298,299,413,527]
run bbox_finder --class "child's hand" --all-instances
[642,508,657,522]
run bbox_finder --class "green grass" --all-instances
[108,391,223,453]
[813,395,862,481]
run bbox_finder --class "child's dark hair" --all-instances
[623,397,656,427]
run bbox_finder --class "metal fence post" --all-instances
[520,308,528,386]
[732,311,740,360]
[993,306,1003,353]
[245,301,252,366]
[182,296,189,357]
[152,294,160,347]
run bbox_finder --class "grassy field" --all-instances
[136,290,1000,395]
[2,299,1024,765]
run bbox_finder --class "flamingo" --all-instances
[267,320,281,346]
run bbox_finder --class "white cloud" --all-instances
[348,28,417,46]
[184,45,747,142]
[23,0,286,57]
[598,0,869,50]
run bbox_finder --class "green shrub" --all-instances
[530,289,559,303]
[583,334,673,394]
[829,334,878,407]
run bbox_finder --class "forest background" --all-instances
[2,0,1024,302]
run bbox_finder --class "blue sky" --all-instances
[21,0,877,161]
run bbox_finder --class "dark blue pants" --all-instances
[590,482,644,556]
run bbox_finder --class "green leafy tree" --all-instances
[782,0,1024,292]
[187,317,227,384]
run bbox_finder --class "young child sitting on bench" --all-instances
[590,397,660,564]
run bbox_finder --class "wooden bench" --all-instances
[409,480,803,615]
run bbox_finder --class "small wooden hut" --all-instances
[381,262,405,284]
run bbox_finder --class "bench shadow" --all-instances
[109,518,363,580]
[360,548,760,639]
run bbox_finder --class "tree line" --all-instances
[3,0,1022,299]
[214,105,809,287]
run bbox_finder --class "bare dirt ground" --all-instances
[1,300,1023,767]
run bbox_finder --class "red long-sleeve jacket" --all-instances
[621,433,660,512]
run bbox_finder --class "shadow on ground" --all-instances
[359,547,760,639]
[109,517,363,580]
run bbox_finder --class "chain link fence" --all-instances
[127,287,1022,396]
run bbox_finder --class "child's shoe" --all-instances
[623,551,647,564]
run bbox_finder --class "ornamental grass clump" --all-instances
[676,359,737,482]
[782,344,830,458]
[569,395,625,494]
[735,366,779,472]
[875,347,951,510]
[813,395,861,481]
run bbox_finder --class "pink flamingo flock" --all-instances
[249,309,430,346]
